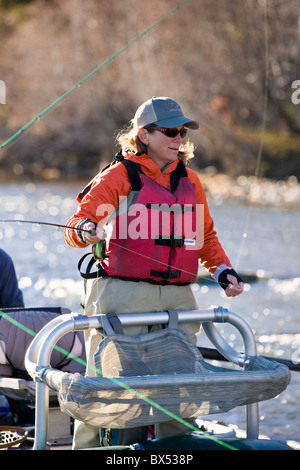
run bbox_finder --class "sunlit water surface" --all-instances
[0,179,299,442]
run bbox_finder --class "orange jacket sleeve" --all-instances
[64,162,132,248]
[186,168,232,275]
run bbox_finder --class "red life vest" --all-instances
[100,159,200,285]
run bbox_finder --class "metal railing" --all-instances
[25,306,258,450]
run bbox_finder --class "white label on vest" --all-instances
[184,239,196,246]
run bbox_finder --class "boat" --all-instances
[0,306,299,451]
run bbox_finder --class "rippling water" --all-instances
[0,179,299,442]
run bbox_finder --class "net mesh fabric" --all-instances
[42,326,290,429]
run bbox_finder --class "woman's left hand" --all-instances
[224,274,244,297]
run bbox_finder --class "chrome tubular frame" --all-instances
[25,307,258,450]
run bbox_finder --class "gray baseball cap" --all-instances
[133,96,199,129]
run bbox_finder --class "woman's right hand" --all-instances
[81,221,106,245]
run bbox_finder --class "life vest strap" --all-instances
[150,269,181,280]
[154,235,185,248]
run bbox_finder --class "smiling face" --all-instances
[137,126,185,169]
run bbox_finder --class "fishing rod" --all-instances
[0,218,261,284]
[0,218,108,262]
[0,219,94,234]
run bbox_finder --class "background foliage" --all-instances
[0,0,299,180]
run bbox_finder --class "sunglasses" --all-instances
[145,126,187,138]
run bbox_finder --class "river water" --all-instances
[0,178,299,443]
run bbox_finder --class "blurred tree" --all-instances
[0,0,299,180]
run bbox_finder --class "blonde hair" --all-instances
[115,120,196,165]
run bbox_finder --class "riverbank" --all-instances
[1,170,300,209]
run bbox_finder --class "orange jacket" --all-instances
[65,152,231,276]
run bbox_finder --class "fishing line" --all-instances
[0,308,238,450]
[218,0,269,353]
[234,0,269,271]
[0,0,267,446]
[0,218,233,289]
[0,0,237,289]
[107,239,222,286]
[0,0,192,152]
[1,0,235,448]
[0,0,269,286]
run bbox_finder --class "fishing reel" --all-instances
[88,225,108,261]
[92,239,108,261]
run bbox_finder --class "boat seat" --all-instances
[0,307,86,384]
[42,320,290,429]
[24,308,291,450]
[0,307,86,409]
[0,307,86,446]
[0,364,13,378]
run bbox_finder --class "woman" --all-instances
[65,96,244,448]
